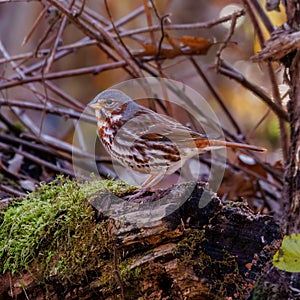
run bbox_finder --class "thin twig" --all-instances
[144,0,156,46]
[0,98,94,122]
[77,0,86,16]
[2,143,75,177]
[22,4,49,46]
[0,41,47,137]
[104,0,143,78]
[246,108,271,139]
[117,10,245,38]
[0,60,128,90]
[0,184,25,197]
[243,0,289,163]
[218,60,288,122]
[44,82,85,110]
[147,0,172,114]
[34,14,60,57]
[216,10,239,68]
[112,5,145,29]
[190,57,242,134]
[250,0,275,34]
[242,0,266,47]
[0,132,71,161]
[0,52,33,65]
[47,0,138,78]
[44,15,68,73]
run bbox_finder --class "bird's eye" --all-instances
[106,98,113,105]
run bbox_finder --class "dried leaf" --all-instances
[134,43,158,57]
[8,153,24,175]
[133,35,212,59]
[174,36,212,55]
[19,179,35,191]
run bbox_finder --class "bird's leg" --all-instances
[124,172,166,201]
[142,173,166,190]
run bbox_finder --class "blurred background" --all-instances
[0,0,286,146]
[0,0,287,210]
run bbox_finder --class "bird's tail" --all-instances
[195,139,266,152]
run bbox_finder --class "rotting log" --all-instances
[0,183,281,299]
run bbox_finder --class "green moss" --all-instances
[80,175,137,197]
[174,229,206,261]
[0,176,135,285]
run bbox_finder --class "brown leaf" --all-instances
[174,36,212,55]
[133,35,212,59]
[134,43,158,57]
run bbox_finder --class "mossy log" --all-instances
[0,182,281,299]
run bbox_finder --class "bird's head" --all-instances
[89,89,134,119]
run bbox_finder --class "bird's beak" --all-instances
[88,99,102,110]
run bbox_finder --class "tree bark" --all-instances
[283,0,300,235]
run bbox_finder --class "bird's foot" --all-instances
[124,187,170,203]
[124,188,152,202]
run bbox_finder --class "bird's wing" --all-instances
[126,108,209,141]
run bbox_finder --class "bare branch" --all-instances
[0,98,94,122]
[190,57,242,134]
[218,60,288,122]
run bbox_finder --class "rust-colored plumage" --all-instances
[89,89,266,189]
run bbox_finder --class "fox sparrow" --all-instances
[89,89,265,190]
